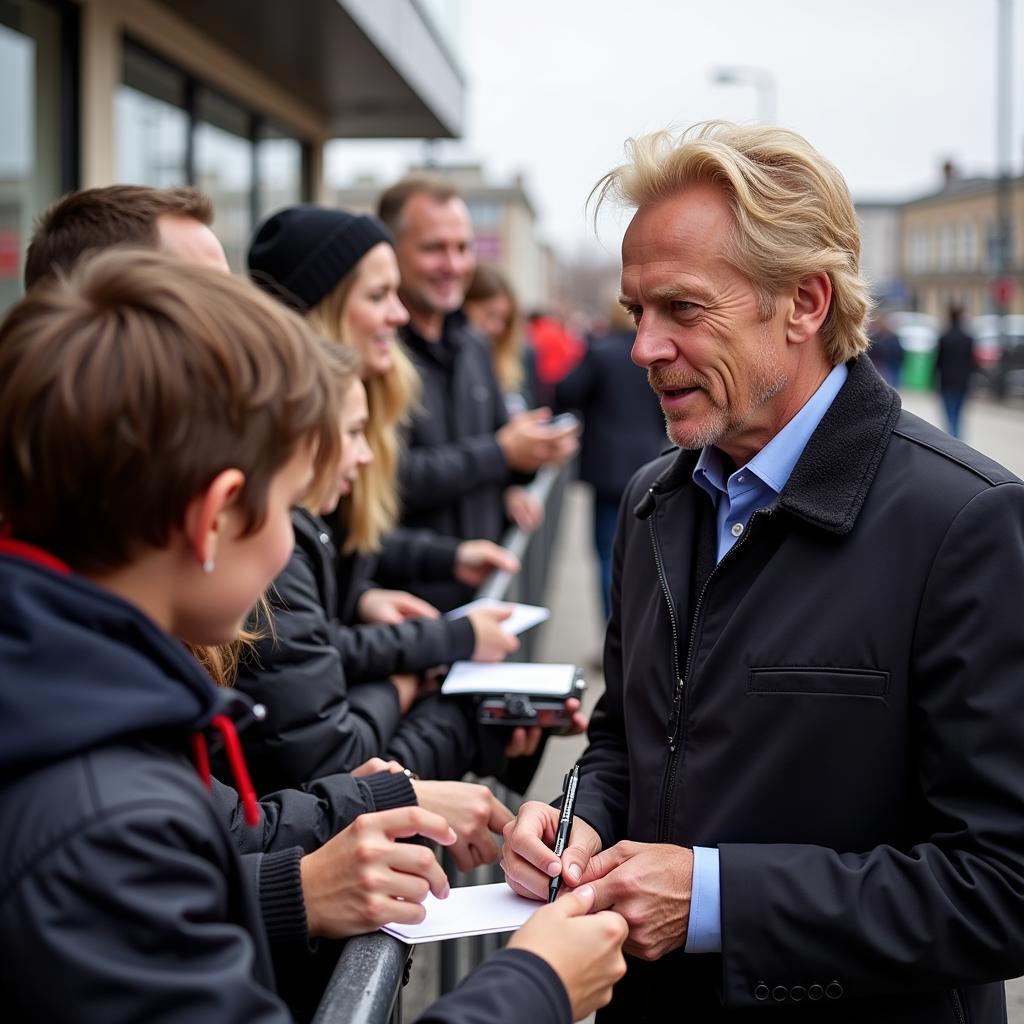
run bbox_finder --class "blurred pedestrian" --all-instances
[464,263,537,414]
[867,310,903,387]
[527,310,584,406]
[935,304,975,439]
[555,303,666,619]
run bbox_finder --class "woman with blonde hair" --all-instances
[248,206,518,633]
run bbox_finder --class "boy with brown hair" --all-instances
[0,248,626,1022]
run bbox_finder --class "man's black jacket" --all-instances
[398,314,516,610]
[578,356,1024,1022]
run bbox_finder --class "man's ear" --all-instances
[182,469,246,571]
[786,271,832,345]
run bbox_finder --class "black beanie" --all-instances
[247,205,393,312]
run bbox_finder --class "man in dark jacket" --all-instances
[935,304,976,439]
[502,122,1024,1022]
[378,175,577,611]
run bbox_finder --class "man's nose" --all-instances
[631,315,677,369]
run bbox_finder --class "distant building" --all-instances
[1,0,465,313]
[333,163,552,309]
[898,164,1024,319]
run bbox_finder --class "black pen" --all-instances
[548,762,581,903]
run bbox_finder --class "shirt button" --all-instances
[753,982,770,1001]
[737,474,745,482]
[318,532,331,545]
[825,981,844,1000]
[730,522,744,538]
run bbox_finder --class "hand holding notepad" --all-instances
[381,882,539,943]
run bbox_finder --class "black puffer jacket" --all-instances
[578,357,1024,1022]
[235,509,506,793]
[332,518,461,624]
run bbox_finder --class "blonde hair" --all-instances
[592,121,871,365]
[465,264,524,393]
[307,272,421,553]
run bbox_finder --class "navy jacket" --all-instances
[0,545,571,1024]
[579,357,1024,1022]
[554,329,666,500]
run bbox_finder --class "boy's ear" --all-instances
[183,469,246,571]
[785,271,832,346]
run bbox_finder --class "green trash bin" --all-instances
[901,347,936,392]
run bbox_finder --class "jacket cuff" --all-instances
[362,769,417,811]
[447,616,476,662]
[258,848,309,945]
[423,535,460,579]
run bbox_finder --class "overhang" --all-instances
[155,0,465,139]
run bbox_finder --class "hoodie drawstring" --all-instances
[191,715,260,827]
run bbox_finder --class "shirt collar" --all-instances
[693,362,849,499]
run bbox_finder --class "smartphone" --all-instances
[545,412,579,432]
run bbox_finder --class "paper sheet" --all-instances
[444,598,550,636]
[440,661,580,697]
[380,882,540,944]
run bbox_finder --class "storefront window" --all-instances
[0,0,64,314]
[116,42,187,187]
[256,124,304,222]
[194,88,253,271]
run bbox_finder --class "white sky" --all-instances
[327,0,1024,262]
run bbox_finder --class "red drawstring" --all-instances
[192,733,212,789]
[210,713,260,827]
[0,537,71,575]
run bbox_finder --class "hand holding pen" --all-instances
[549,761,582,902]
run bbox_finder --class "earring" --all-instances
[202,558,215,574]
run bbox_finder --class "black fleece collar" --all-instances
[647,356,900,535]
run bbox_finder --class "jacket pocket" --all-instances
[747,667,889,700]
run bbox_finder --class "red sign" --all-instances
[0,231,19,279]
[991,276,1015,306]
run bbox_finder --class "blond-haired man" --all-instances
[502,122,1024,1022]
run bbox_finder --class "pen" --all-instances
[548,761,581,903]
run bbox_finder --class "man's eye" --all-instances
[671,301,700,315]
[624,305,642,324]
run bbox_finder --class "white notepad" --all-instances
[440,661,580,697]
[380,882,540,944]
[444,598,550,636]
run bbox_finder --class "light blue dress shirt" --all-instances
[682,362,848,954]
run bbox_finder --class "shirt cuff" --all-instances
[362,769,417,811]
[258,848,309,945]
[684,845,721,954]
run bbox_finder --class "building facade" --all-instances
[2,0,465,312]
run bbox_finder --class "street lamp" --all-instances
[711,66,777,123]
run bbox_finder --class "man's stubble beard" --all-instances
[653,341,789,452]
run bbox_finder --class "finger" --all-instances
[379,896,429,926]
[377,807,457,847]
[574,843,630,886]
[388,844,451,899]
[377,865,432,903]
[352,757,388,777]
[489,547,521,573]
[508,818,562,877]
[488,797,516,833]
[470,829,499,865]
[386,760,406,774]
[521,726,542,756]
[504,727,527,757]
[449,838,475,873]
[548,882,596,917]
[502,852,558,901]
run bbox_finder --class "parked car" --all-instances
[969,315,1024,396]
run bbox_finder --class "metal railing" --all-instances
[312,463,572,1024]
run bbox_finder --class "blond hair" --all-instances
[592,121,871,365]
[308,275,421,553]
[465,264,524,393]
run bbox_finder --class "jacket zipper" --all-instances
[648,492,771,842]
[950,989,967,1024]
